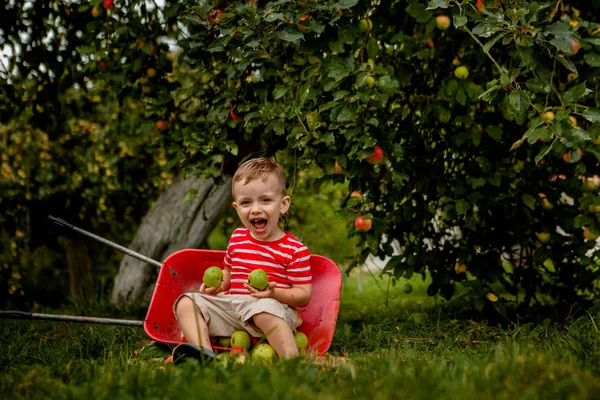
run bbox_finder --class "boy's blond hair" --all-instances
[232,158,287,196]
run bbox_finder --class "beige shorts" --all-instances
[174,293,297,338]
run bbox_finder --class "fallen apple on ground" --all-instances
[294,332,309,350]
[231,331,252,351]
[252,343,277,363]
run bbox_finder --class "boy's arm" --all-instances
[245,282,312,308]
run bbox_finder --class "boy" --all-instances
[172,157,312,362]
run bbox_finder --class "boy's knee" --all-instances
[175,296,196,317]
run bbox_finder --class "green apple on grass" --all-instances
[231,330,251,351]
[294,332,309,350]
[252,343,277,363]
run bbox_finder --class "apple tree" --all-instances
[159,0,600,318]
[0,0,178,307]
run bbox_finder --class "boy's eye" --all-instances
[262,198,271,203]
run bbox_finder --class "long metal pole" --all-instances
[47,215,163,269]
[0,310,144,327]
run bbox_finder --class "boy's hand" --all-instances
[199,283,223,296]
[244,281,276,298]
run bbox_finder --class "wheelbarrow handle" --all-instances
[0,310,144,327]
[47,215,163,269]
[0,310,32,319]
[47,215,74,230]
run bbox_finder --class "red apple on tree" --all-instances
[350,191,363,200]
[209,9,224,23]
[297,15,311,32]
[571,40,580,55]
[155,120,168,131]
[365,145,383,164]
[355,216,372,231]
[103,0,114,9]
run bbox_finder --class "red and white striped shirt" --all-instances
[223,228,312,295]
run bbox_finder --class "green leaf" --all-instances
[273,86,289,100]
[487,173,502,187]
[336,0,359,9]
[472,23,498,38]
[581,108,600,123]
[483,32,508,54]
[276,26,304,42]
[522,194,536,211]
[556,55,577,73]
[456,88,467,106]
[378,76,400,94]
[426,0,449,10]
[486,125,503,141]
[338,25,355,44]
[584,52,600,67]
[549,37,574,53]
[574,215,592,228]
[563,128,591,143]
[366,118,379,127]
[337,106,358,122]
[535,140,556,164]
[526,126,549,144]
[465,82,484,101]
[455,199,469,215]
[453,15,467,28]
[366,38,379,59]
[445,79,459,96]
[508,90,530,112]
[563,82,591,104]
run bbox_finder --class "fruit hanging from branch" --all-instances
[365,145,383,164]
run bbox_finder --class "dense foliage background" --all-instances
[2,0,600,320]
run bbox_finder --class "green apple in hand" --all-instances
[203,266,223,288]
[248,269,269,290]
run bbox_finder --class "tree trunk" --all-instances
[63,237,92,299]
[111,174,232,306]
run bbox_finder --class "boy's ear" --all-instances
[280,196,291,214]
[232,201,237,209]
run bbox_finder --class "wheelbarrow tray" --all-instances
[144,249,342,354]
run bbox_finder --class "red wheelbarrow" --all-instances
[1,216,343,354]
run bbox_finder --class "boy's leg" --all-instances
[252,312,299,358]
[174,296,213,351]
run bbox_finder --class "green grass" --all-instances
[2,272,600,399]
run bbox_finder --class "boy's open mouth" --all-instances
[251,219,268,232]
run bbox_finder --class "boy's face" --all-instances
[232,174,291,242]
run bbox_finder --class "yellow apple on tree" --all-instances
[541,111,555,121]
[333,160,343,175]
[536,232,551,243]
[454,66,469,80]
[436,15,451,30]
